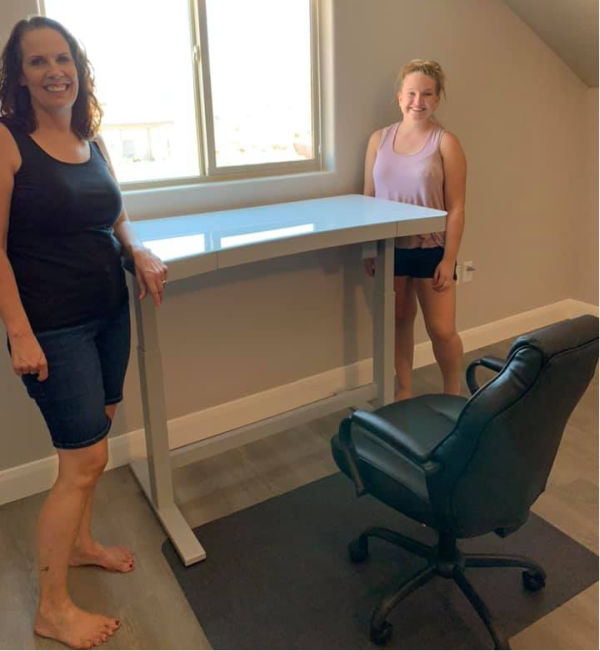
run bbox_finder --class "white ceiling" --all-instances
[502,0,598,87]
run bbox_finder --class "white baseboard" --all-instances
[1,298,597,506]
[414,298,599,368]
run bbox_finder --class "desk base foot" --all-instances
[130,458,207,566]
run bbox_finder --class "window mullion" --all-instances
[194,0,218,176]
[187,0,207,177]
[310,0,322,166]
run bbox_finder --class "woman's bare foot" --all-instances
[70,541,134,573]
[35,601,120,649]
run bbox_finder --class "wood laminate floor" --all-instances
[0,337,597,650]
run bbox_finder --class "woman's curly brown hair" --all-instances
[0,15,102,138]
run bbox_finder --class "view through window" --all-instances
[205,0,314,168]
[42,0,318,186]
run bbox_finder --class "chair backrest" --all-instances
[428,315,598,538]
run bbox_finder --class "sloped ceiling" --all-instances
[502,0,598,87]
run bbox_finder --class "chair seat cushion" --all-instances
[332,395,467,527]
[374,394,467,458]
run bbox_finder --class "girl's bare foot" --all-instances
[70,541,134,573]
[35,601,120,649]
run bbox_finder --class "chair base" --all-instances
[351,526,547,650]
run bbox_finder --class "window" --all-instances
[41,0,321,188]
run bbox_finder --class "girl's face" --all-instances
[19,28,79,116]
[397,72,439,122]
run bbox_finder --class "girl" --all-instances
[364,59,466,400]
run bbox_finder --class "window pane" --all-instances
[44,0,200,183]
[206,0,314,168]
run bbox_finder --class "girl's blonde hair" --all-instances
[395,59,446,98]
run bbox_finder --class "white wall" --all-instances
[575,88,599,304]
[0,0,596,472]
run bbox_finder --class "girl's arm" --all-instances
[363,129,382,197]
[362,129,382,276]
[435,131,466,291]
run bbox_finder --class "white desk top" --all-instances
[130,194,446,281]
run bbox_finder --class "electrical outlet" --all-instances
[462,261,475,283]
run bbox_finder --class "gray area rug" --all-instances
[162,473,598,649]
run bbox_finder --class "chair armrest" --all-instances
[466,356,505,394]
[337,417,367,496]
[337,410,444,496]
[350,410,435,464]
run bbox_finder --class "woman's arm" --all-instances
[434,130,466,291]
[0,124,48,380]
[94,136,168,307]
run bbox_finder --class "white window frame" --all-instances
[41,0,323,190]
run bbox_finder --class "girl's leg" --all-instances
[70,404,135,573]
[394,277,417,400]
[415,279,463,395]
[34,437,120,649]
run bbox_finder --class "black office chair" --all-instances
[331,315,598,649]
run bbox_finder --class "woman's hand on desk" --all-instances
[132,247,169,307]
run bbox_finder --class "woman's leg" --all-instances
[34,437,120,649]
[415,279,463,395]
[71,404,134,573]
[394,277,417,400]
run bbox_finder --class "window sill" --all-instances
[122,168,338,222]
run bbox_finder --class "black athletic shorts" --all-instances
[394,246,457,280]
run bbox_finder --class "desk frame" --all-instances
[128,198,443,565]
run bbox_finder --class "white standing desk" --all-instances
[128,194,446,565]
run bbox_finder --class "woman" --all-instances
[364,59,466,400]
[0,16,167,649]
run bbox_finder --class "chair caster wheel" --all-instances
[348,538,368,563]
[522,570,546,592]
[370,621,392,645]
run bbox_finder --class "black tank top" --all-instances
[5,121,128,331]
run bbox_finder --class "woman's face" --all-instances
[19,27,79,116]
[397,72,439,122]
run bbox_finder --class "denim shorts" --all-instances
[16,302,131,450]
[394,246,457,280]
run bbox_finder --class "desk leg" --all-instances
[372,238,395,407]
[131,297,206,565]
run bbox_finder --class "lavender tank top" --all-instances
[373,122,446,248]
